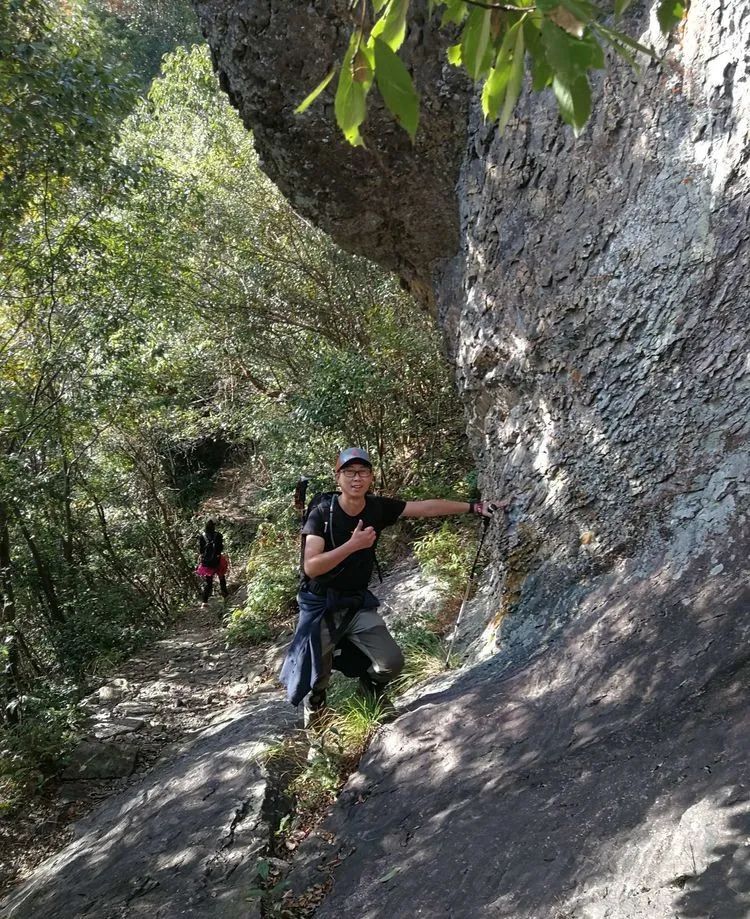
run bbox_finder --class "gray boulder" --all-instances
[61,740,138,781]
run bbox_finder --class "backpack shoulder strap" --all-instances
[327,493,338,548]
[299,492,337,577]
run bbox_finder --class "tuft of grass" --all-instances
[390,620,457,695]
[263,684,390,856]
[325,692,388,762]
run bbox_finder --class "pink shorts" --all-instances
[196,554,229,578]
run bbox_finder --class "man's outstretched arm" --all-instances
[400,499,501,519]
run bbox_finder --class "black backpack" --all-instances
[202,533,221,567]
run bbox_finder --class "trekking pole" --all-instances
[294,476,309,517]
[444,514,491,667]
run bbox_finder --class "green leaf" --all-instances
[441,1,468,26]
[541,20,604,80]
[353,46,374,84]
[294,69,336,115]
[540,19,576,79]
[589,34,606,69]
[371,0,410,52]
[614,0,635,14]
[373,37,420,141]
[447,42,462,66]
[657,0,686,32]
[592,21,655,59]
[482,44,513,121]
[461,7,492,82]
[604,38,637,67]
[559,0,598,23]
[498,25,525,132]
[335,33,370,146]
[524,19,553,90]
[481,19,522,121]
[552,72,591,135]
[377,866,402,883]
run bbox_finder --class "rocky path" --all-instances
[0,600,292,905]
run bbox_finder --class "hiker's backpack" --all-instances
[202,533,221,568]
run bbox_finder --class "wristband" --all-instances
[469,500,477,515]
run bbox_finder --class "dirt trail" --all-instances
[0,598,290,897]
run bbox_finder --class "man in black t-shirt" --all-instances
[301,491,405,592]
[281,447,498,724]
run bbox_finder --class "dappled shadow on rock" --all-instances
[674,794,750,919]
[1,694,295,919]
[285,525,750,918]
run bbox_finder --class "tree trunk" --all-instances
[14,511,66,626]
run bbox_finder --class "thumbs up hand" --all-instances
[348,518,377,550]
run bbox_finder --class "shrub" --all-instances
[413,519,476,597]
[391,620,455,694]
[225,522,298,644]
[0,687,82,803]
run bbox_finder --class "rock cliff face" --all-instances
[193,0,469,299]
[451,2,750,666]
[195,1,750,915]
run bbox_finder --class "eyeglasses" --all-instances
[339,468,372,479]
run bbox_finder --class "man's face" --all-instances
[336,463,373,497]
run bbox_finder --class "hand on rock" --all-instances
[474,500,508,518]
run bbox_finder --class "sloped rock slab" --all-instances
[285,541,750,918]
[2,691,296,919]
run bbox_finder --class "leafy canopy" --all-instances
[296,0,689,142]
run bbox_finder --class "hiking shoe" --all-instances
[200,602,209,610]
[303,690,328,729]
[357,674,384,701]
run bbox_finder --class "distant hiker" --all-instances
[280,448,499,725]
[196,519,229,609]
